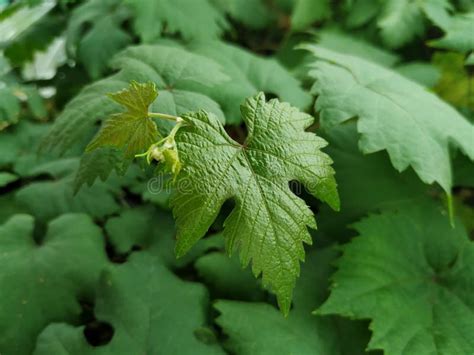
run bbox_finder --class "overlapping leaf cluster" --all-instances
[0,0,473,355]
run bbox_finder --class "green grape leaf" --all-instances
[190,41,311,124]
[319,204,474,354]
[66,0,132,78]
[215,248,371,355]
[0,214,108,355]
[377,0,451,48]
[431,12,474,53]
[171,93,339,314]
[303,45,474,193]
[124,0,228,42]
[15,158,120,222]
[291,0,331,31]
[33,253,225,355]
[42,45,228,188]
[86,81,159,158]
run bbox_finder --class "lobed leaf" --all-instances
[319,204,474,354]
[33,253,225,355]
[86,81,159,159]
[0,214,108,355]
[303,45,474,193]
[171,93,339,314]
[215,248,371,355]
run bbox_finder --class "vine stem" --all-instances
[148,112,182,122]
[136,114,185,163]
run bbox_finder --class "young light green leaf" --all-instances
[0,214,108,355]
[42,45,228,189]
[33,253,225,355]
[171,93,339,314]
[86,81,159,158]
[318,204,474,354]
[303,45,474,193]
[42,44,228,156]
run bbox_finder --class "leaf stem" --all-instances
[148,112,181,122]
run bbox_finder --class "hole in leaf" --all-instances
[83,321,114,347]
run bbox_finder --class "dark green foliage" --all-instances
[0,1,473,354]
